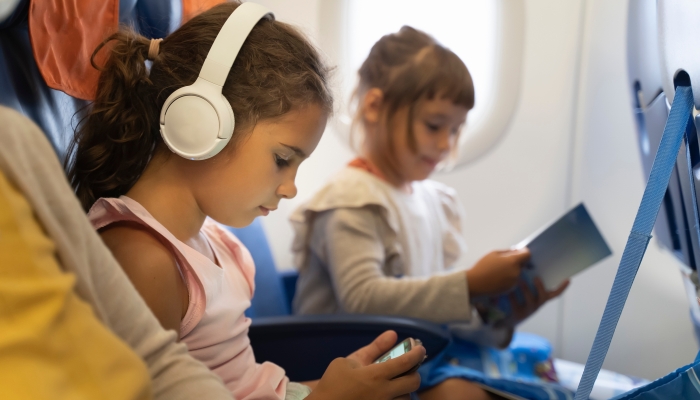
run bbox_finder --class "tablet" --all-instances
[514,203,612,291]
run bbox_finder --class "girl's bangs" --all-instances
[421,47,474,108]
[386,45,475,111]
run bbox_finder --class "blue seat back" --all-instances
[227,219,291,318]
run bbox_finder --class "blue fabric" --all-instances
[119,0,182,38]
[575,86,697,400]
[473,268,538,325]
[610,360,700,400]
[419,333,574,399]
[226,219,290,318]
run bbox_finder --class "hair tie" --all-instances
[147,38,163,61]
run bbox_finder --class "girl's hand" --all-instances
[467,249,531,297]
[346,330,402,366]
[307,331,424,400]
[501,278,569,327]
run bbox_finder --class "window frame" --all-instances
[317,0,526,167]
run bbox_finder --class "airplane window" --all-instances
[345,0,498,129]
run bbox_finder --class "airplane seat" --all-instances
[226,219,453,381]
[228,219,294,317]
[0,0,449,382]
[627,0,700,344]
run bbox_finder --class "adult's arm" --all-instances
[0,106,233,400]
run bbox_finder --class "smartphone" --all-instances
[373,338,424,377]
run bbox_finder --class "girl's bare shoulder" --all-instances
[99,221,179,280]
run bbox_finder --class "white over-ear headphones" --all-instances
[159,3,273,160]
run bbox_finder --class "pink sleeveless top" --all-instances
[88,196,287,399]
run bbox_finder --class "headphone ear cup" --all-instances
[200,94,234,157]
[160,79,236,160]
[158,2,270,160]
[161,94,219,159]
[214,92,235,141]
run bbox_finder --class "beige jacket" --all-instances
[291,167,511,347]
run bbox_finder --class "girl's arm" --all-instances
[316,206,472,323]
[100,222,187,333]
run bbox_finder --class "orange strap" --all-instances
[28,0,119,100]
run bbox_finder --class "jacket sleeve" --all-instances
[0,107,233,400]
[316,206,473,323]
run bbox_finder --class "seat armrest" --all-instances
[248,314,449,382]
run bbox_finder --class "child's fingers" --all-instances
[348,330,398,365]
[506,247,531,264]
[546,279,570,300]
[372,346,426,379]
[386,371,421,398]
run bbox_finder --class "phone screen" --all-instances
[374,339,411,364]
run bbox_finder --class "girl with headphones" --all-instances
[66,2,423,399]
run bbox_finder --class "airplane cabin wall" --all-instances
[254,0,697,380]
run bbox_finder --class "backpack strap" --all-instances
[575,85,695,399]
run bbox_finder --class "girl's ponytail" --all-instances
[67,30,159,211]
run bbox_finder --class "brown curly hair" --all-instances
[66,1,333,211]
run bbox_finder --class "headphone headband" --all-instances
[199,2,273,86]
[159,2,274,160]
